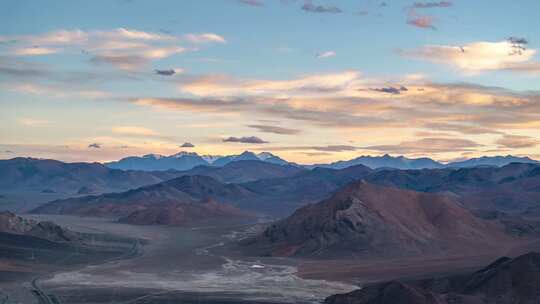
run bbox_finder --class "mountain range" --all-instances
[29,161,540,220]
[177,160,305,183]
[105,151,293,171]
[105,151,539,172]
[3,153,539,272]
[310,154,539,170]
[31,163,375,218]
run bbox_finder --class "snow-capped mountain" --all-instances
[105,151,294,171]
[201,155,223,164]
[256,152,291,166]
[106,151,539,172]
[106,152,208,171]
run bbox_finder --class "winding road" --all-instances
[29,240,141,304]
[31,277,55,304]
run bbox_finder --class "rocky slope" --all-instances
[118,198,254,226]
[325,252,540,304]
[0,211,80,242]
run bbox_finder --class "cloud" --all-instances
[400,40,539,73]
[183,33,226,44]
[496,134,539,148]
[180,142,195,148]
[90,54,149,71]
[90,46,185,70]
[501,62,540,74]
[13,46,60,56]
[133,72,540,139]
[0,28,221,70]
[109,126,175,142]
[300,152,332,157]
[316,51,336,58]
[247,124,301,135]
[364,138,482,154]
[255,145,358,152]
[311,145,357,152]
[370,86,408,95]
[111,126,159,137]
[178,71,360,96]
[134,97,249,113]
[17,117,50,126]
[239,0,264,7]
[406,1,452,30]
[412,1,452,9]
[223,136,269,144]
[423,122,503,135]
[407,15,436,30]
[154,69,176,76]
[7,83,108,100]
[301,1,342,13]
[0,56,49,79]
[88,143,102,149]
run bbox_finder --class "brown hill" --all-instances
[247,181,511,258]
[118,199,254,226]
[325,252,540,304]
[32,175,256,218]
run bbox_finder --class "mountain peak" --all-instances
[238,151,257,157]
[171,151,199,158]
[142,153,165,159]
[257,152,275,160]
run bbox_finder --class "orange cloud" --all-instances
[401,40,539,74]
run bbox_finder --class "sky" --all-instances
[1,0,539,164]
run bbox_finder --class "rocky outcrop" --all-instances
[0,211,80,242]
[325,252,540,304]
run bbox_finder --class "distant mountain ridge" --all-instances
[311,154,539,170]
[31,175,256,218]
[445,155,539,168]
[309,154,444,170]
[105,151,294,171]
[178,160,305,183]
[105,152,539,172]
[0,157,185,211]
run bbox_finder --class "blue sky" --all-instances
[1,0,539,163]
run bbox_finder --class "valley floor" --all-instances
[6,215,356,304]
[3,215,540,304]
